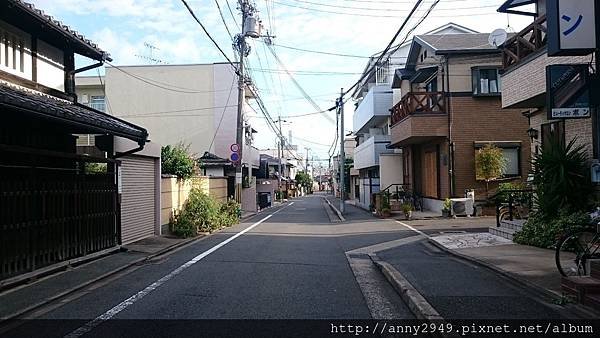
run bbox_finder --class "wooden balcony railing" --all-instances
[390,91,446,125]
[502,15,547,69]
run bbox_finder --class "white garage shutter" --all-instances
[120,156,156,245]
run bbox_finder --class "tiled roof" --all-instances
[416,33,502,52]
[0,83,147,143]
[7,0,111,61]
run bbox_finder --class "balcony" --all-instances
[353,84,393,134]
[354,134,391,170]
[390,92,447,147]
[502,15,547,70]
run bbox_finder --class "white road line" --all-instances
[394,220,431,239]
[64,202,294,338]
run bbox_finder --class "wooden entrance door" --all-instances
[423,150,438,198]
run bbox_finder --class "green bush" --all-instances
[161,143,196,180]
[171,189,220,237]
[219,200,241,227]
[532,138,591,217]
[513,210,591,249]
[170,190,241,238]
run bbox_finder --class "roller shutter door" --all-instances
[120,156,156,244]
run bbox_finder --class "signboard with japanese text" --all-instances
[546,64,591,119]
[547,0,597,56]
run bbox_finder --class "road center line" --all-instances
[394,220,431,239]
[64,202,294,338]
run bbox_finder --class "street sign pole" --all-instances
[339,88,345,214]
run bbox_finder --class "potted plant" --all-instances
[381,207,391,218]
[442,198,452,218]
[401,203,413,220]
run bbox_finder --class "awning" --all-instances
[410,66,438,84]
[0,83,148,144]
[497,0,536,16]
[391,69,415,88]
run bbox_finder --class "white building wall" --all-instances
[36,39,64,91]
[105,64,216,157]
[379,153,403,191]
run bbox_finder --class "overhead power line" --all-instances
[214,0,234,39]
[180,0,238,74]
[259,40,372,59]
[343,0,425,97]
[271,0,499,18]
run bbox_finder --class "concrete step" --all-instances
[499,219,525,231]
[584,294,600,311]
[489,226,517,241]
[591,261,600,280]
[561,276,600,303]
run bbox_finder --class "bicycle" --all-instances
[555,222,600,277]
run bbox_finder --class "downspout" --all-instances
[65,54,107,98]
[444,56,455,198]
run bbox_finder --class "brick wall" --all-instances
[450,96,531,199]
[529,109,594,160]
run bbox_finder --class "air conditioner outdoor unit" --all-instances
[451,198,474,217]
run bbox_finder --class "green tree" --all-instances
[161,143,196,180]
[475,144,507,198]
[295,171,313,192]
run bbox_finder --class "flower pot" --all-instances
[442,209,451,218]
[404,211,412,220]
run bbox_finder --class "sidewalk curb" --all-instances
[369,253,443,321]
[1,203,289,322]
[0,235,202,322]
[427,238,600,319]
[323,197,346,222]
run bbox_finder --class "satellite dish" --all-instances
[488,29,508,48]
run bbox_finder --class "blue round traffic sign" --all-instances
[230,153,240,162]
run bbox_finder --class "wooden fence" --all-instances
[0,165,118,281]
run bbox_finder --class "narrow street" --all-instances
[3,195,573,337]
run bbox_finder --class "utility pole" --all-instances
[305,147,310,172]
[339,88,345,214]
[274,117,287,197]
[234,0,248,204]
[234,0,260,203]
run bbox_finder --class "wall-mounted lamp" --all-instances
[527,128,539,141]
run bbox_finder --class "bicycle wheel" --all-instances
[555,231,596,277]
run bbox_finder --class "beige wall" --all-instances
[448,54,501,92]
[501,51,592,108]
[160,175,228,226]
[105,64,221,157]
[379,153,403,191]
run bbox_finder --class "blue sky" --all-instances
[31,0,532,163]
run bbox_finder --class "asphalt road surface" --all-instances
[3,195,573,337]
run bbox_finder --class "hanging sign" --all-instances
[546,64,591,119]
[547,0,597,56]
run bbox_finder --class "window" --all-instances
[475,142,521,178]
[0,28,25,74]
[89,96,106,112]
[472,68,501,96]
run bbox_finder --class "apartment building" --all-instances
[389,32,531,211]
[351,23,478,210]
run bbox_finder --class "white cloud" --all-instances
[28,0,536,159]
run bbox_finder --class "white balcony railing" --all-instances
[353,134,391,170]
[353,84,393,134]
